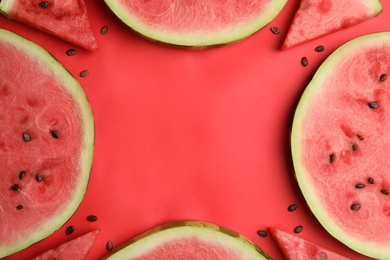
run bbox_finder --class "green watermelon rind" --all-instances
[0,29,94,257]
[104,0,288,47]
[291,32,390,259]
[101,220,271,259]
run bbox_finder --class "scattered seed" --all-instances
[301,57,309,67]
[355,184,365,189]
[368,101,379,109]
[294,225,303,233]
[357,135,364,141]
[11,184,20,191]
[367,178,374,184]
[315,45,325,52]
[329,153,335,163]
[351,204,361,211]
[381,190,389,195]
[287,204,298,212]
[23,132,31,142]
[66,226,75,235]
[106,240,113,251]
[51,130,60,139]
[351,144,357,151]
[16,204,24,210]
[101,25,109,35]
[19,171,25,180]
[80,70,89,77]
[87,215,98,222]
[380,74,387,81]
[35,174,43,182]
[39,1,50,9]
[256,230,268,237]
[270,26,280,34]
[66,49,77,56]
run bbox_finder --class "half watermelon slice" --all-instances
[291,32,390,259]
[281,0,383,50]
[104,0,288,47]
[0,29,94,257]
[0,0,98,51]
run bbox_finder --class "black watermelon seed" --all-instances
[355,184,365,189]
[66,49,77,56]
[357,135,364,141]
[294,225,303,233]
[39,1,50,8]
[329,153,335,163]
[380,74,387,81]
[11,184,20,191]
[367,178,374,184]
[23,132,31,142]
[256,230,268,238]
[35,175,43,182]
[101,25,109,35]
[16,205,24,210]
[351,144,357,151]
[381,190,389,195]
[19,171,25,180]
[368,101,379,109]
[80,70,89,77]
[270,26,280,34]
[315,45,325,52]
[301,57,309,67]
[51,130,60,139]
[106,240,113,251]
[351,204,361,211]
[288,204,298,212]
[87,215,98,222]
[66,226,75,235]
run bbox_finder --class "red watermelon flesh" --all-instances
[102,220,271,259]
[281,0,382,50]
[268,227,350,260]
[0,29,94,257]
[291,32,390,259]
[104,0,288,47]
[0,0,98,51]
[31,230,99,260]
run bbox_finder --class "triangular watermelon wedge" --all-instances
[281,0,382,50]
[31,230,99,260]
[268,227,350,260]
[0,0,98,51]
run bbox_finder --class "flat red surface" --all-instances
[1,1,389,259]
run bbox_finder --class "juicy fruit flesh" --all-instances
[292,33,390,258]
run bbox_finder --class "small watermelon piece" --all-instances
[268,227,350,260]
[291,32,390,259]
[104,0,288,47]
[0,0,98,51]
[281,0,383,50]
[102,220,271,259]
[0,29,94,257]
[31,230,99,260]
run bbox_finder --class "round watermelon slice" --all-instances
[291,32,390,259]
[0,29,94,257]
[102,220,271,259]
[104,0,287,47]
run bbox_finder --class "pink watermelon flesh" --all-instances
[0,29,94,257]
[0,0,97,51]
[31,230,99,260]
[268,227,350,260]
[104,0,288,47]
[291,32,390,259]
[281,0,382,50]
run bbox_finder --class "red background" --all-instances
[2,1,389,259]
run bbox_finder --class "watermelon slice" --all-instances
[104,0,288,47]
[0,29,94,257]
[102,220,271,259]
[268,227,350,259]
[281,0,383,50]
[31,230,99,260]
[0,0,98,51]
[291,32,390,259]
